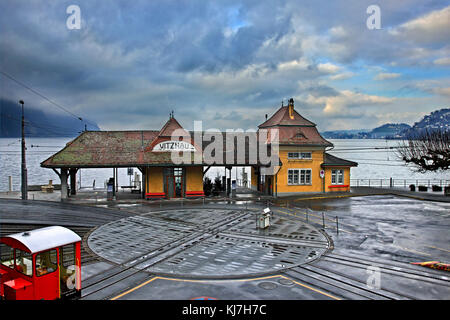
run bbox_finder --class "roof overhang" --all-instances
[1,226,81,254]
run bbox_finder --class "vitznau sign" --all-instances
[153,141,196,152]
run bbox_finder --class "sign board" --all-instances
[153,141,196,152]
[320,170,325,178]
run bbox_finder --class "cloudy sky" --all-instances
[1,0,449,132]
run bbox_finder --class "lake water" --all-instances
[0,137,449,192]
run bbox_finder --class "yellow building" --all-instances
[252,98,357,196]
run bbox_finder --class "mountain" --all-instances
[395,108,450,138]
[0,98,100,137]
[370,123,411,139]
[321,108,449,139]
[321,129,370,139]
[321,124,410,139]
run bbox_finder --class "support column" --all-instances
[60,168,68,201]
[69,168,77,195]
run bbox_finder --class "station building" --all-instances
[41,99,357,200]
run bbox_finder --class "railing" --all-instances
[351,179,450,188]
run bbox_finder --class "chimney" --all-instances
[265,114,268,120]
[288,98,294,119]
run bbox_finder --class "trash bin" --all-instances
[409,184,415,192]
[257,208,271,229]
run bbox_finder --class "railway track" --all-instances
[283,266,409,300]
[281,251,449,300]
[323,252,450,285]
[80,209,255,299]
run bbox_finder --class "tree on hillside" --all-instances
[396,129,450,172]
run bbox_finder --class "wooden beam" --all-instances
[203,166,211,175]
[52,168,61,179]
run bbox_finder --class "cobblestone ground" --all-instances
[88,208,330,278]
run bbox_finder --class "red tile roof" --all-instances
[259,106,316,128]
[258,100,332,147]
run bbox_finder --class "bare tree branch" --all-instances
[396,129,450,172]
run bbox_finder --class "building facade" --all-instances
[41,99,356,200]
[252,98,357,195]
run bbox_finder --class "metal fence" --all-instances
[350,178,450,188]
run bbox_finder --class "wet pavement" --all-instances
[291,195,450,263]
[1,194,449,300]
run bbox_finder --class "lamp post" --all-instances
[20,100,28,200]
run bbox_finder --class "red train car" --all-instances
[0,226,82,300]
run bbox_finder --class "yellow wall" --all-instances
[324,167,351,192]
[146,167,164,193]
[251,166,258,190]
[186,166,204,191]
[275,148,325,195]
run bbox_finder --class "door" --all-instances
[59,244,77,298]
[173,168,183,198]
[34,249,59,300]
[164,168,184,198]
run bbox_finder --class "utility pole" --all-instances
[20,100,28,200]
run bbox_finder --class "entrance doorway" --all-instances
[164,167,185,198]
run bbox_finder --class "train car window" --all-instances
[61,244,75,267]
[0,243,15,269]
[35,249,58,277]
[60,244,76,292]
[15,249,33,277]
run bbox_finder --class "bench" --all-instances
[121,186,141,194]
[41,180,54,193]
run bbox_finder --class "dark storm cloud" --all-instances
[0,0,448,131]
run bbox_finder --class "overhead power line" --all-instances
[1,114,79,136]
[0,70,96,126]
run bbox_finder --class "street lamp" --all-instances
[20,100,28,200]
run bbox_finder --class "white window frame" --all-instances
[287,152,312,160]
[331,169,344,185]
[287,168,312,185]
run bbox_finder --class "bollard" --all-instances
[322,212,325,228]
[336,216,339,235]
[8,176,13,192]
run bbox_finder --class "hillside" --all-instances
[0,98,100,137]
[371,123,411,139]
[321,124,410,139]
[395,108,450,138]
[321,108,449,139]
